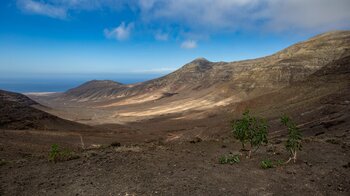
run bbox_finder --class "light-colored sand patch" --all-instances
[116,96,239,117]
[101,92,164,107]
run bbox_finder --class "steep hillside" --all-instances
[29,31,350,124]
[0,90,93,131]
[64,80,126,101]
[60,31,349,103]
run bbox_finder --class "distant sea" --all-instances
[0,74,164,93]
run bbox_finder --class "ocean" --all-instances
[0,74,163,93]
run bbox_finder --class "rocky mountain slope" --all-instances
[63,31,349,101]
[65,80,126,101]
[0,90,93,131]
[29,31,350,125]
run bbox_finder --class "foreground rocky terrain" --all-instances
[1,129,349,195]
[1,31,350,195]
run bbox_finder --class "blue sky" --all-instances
[0,0,350,80]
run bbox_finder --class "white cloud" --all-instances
[16,0,350,35]
[16,0,126,19]
[263,0,350,32]
[17,0,67,19]
[104,22,134,41]
[138,0,350,33]
[155,32,168,41]
[138,0,156,11]
[181,40,197,49]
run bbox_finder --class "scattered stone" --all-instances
[84,151,98,158]
[314,132,325,136]
[304,161,312,167]
[286,170,296,175]
[0,159,7,166]
[110,142,121,147]
[342,162,350,169]
[303,138,312,143]
[335,134,346,138]
[326,139,340,145]
[266,146,276,153]
[321,120,345,128]
[189,137,202,144]
[273,140,282,144]
[337,186,344,192]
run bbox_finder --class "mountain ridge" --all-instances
[28,30,350,124]
[61,31,350,102]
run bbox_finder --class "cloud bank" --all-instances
[137,0,350,33]
[16,0,350,44]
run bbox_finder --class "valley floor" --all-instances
[1,128,349,195]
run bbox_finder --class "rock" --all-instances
[326,139,341,145]
[314,132,325,136]
[304,161,313,167]
[286,170,296,175]
[110,142,121,147]
[342,162,350,168]
[189,137,202,144]
[337,186,344,192]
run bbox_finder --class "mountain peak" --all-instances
[181,57,212,71]
[191,57,210,64]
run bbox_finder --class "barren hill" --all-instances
[29,31,350,128]
[0,90,93,131]
[69,31,349,98]
[64,80,126,101]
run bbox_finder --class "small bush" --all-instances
[231,110,268,158]
[281,115,302,163]
[261,159,274,169]
[275,159,284,166]
[219,154,240,164]
[48,144,79,163]
[48,144,60,162]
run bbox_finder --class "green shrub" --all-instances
[219,154,240,164]
[275,159,284,166]
[48,144,79,163]
[261,159,274,169]
[281,115,302,163]
[48,144,60,162]
[231,110,268,158]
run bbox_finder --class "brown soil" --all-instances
[1,117,349,196]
